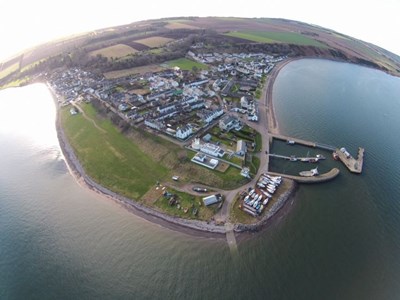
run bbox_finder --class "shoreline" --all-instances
[52,59,298,238]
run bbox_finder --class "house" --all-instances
[202,133,212,143]
[240,96,250,109]
[191,153,219,170]
[199,108,224,124]
[70,107,78,115]
[219,115,241,132]
[157,103,176,114]
[145,119,164,130]
[176,125,192,140]
[236,140,247,156]
[202,194,222,206]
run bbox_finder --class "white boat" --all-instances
[299,167,319,177]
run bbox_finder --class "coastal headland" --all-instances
[53,57,302,238]
[0,17,376,239]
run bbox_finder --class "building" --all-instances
[175,125,192,140]
[157,103,176,114]
[198,108,224,124]
[145,119,164,130]
[236,140,247,156]
[202,133,212,143]
[219,115,241,132]
[202,194,222,206]
[200,143,225,158]
[191,153,219,170]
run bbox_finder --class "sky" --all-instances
[1,0,400,63]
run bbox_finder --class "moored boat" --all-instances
[299,167,319,177]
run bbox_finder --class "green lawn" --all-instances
[164,58,209,70]
[61,104,169,199]
[61,103,247,202]
[225,31,326,47]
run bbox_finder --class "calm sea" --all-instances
[1,59,400,299]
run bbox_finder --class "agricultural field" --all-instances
[134,36,174,48]
[164,58,209,71]
[104,64,165,79]
[89,44,138,59]
[165,21,200,30]
[225,31,326,47]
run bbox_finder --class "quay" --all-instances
[267,168,340,183]
[270,133,337,151]
[335,147,364,174]
[268,153,325,162]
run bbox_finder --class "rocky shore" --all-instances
[52,59,298,237]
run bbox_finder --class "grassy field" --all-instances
[0,62,19,80]
[0,77,30,90]
[152,187,218,221]
[225,31,326,47]
[61,103,169,199]
[134,36,174,48]
[89,44,138,59]
[164,58,209,70]
[61,103,246,203]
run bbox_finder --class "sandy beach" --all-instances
[53,58,298,238]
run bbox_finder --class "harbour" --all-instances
[267,133,364,179]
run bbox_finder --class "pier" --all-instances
[335,147,364,174]
[270,133,337,151]
[269,153,325,162]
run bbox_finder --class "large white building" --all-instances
[200,143,225,158]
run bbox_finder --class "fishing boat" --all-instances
[332,152,339,160]
[299,167,319,177]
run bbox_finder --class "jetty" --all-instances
[267,168,340,183]
[335,147,364,174]
[269,153,325,162]
[270,133,337,151]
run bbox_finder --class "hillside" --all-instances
[1,17,400,87]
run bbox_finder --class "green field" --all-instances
[61,103,246,202]
[225,31,326,47]
[61,104,169,199]
[164,58,209,71]
[0,62,19,80]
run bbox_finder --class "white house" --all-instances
[176,125,192,140]
[145,119,163,130]
[219,115,240,132]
